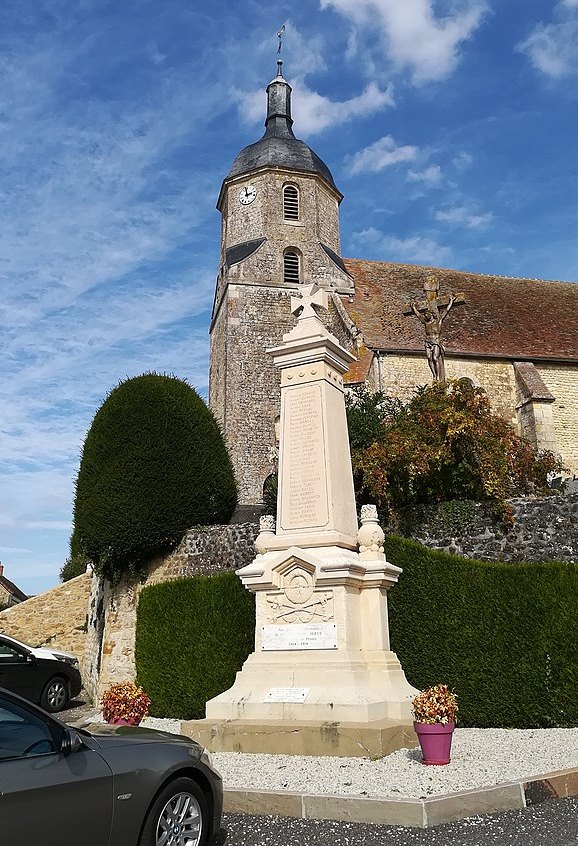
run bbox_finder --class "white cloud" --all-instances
[453,151,473,170]
[407,165,442,185]
[237,80,393,136]
[434,205,493,229]
[320,0,489,84]
[516,1,578,78]
[347,135,417,174]
[352,226,451,265]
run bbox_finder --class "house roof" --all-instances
[0,574,28,603]
[342,258,578,362]
[344,346,374,385]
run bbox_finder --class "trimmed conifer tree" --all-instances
[72,373,237,581]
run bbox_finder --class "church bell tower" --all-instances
[209,60,354,511]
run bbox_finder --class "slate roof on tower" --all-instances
[342,258,578,362]
[220,60,340,203]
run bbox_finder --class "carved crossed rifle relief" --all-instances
[266,567,334,624]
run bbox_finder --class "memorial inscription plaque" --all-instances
[261,623,338,651]
[263,687,311,703]
[280,383,329,530]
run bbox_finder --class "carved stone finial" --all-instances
[358,504,385,560]
[255,514,276,555]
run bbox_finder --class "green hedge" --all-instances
[135,572,255,719]
[386,535,578,728]
[134,537,577,727]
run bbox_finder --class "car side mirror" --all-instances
[26,654,36,663]
[61,728,83,755]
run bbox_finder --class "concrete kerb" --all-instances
[222,766,578,828]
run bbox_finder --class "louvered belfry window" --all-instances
[284,249,300,284]
[283,184,299,220]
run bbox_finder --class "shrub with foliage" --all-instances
[387,535,578,728]
[101,681,151,725]
[73,373,237,582]
[135,572,255,719]
[346,381,562,522]
[59,555,88,582]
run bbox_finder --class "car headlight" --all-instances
[54,655,79,668]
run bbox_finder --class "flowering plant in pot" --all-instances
[101,681,151,726]
[412,684,458,765]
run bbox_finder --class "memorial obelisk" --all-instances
[184,284,418,757]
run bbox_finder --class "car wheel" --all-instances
[40,676,70,712]
[139,777,209,846]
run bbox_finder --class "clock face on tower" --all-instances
[239,184,257,205]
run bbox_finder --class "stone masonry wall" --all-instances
[90,524,258,699]
[222,171,350,293]
[371,353,519,428]
[0,573,91,672]
[398,493,578,564]
[539,363,578,475]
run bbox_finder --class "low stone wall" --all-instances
[398,493,578,563]
[87,523,258,700]
[0,573,91,672]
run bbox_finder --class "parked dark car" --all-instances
[0,634,82,712]
[0,687,223,845]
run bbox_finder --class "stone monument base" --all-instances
[181,717,417,759]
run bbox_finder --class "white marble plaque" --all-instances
[261,623,338,651]
[263,687,310,703]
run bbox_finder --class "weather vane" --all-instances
[277,24,285,56]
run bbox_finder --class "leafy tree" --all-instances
[346,380,562,522]
[73,373,237,582]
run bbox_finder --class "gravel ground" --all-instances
[124,719,578,800]
[65,706,578,801]
[211,728,578,799]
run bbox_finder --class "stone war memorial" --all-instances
[184,283,418,757]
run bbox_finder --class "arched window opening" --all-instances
[283,184,299,220]
[284,249,300,284]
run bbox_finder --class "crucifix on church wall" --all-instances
[403,274,465,383]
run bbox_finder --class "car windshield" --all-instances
[1,635,33,651]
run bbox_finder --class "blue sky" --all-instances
[1,0,577,596]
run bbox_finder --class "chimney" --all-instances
[0,563,3,576]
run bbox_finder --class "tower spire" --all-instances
[265,28,293,139]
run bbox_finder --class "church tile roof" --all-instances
[342,258,578,362]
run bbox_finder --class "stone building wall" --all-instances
[369,353,519,428]
[539,363,578,474]
[210,283,296,504]
[210,282,354,506]
[210,165,353,507]
[221,170,349,292]
[0,573,91,672]
[366,353,578,473]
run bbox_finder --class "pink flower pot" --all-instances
[108,717,141,726]
[413,721,455,765]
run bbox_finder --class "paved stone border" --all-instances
[222,766,578,828]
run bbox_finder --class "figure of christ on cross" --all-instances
[404,274,465,383]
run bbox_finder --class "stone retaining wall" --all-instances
[0,573,91,672]
[398,493,578,563]
[86,523,259,700]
